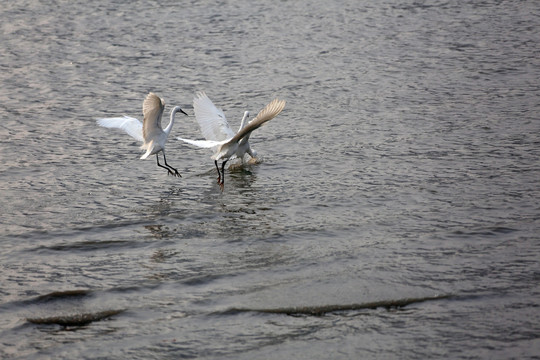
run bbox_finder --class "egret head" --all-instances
[173,106,188,116]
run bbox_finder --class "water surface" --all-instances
[1,1,539,359]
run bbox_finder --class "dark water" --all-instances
[1,0,539,358]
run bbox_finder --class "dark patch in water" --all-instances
[452,226,518,237]
[33,289,92,303]
[223,294,452,316]
[27,309,124,327]
[38,240,132,252]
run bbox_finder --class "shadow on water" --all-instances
[32,290,92,302]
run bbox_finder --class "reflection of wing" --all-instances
[229,99,286,144]
[97,116,144,142]
[193,91,235,142]
[142,92,165,142]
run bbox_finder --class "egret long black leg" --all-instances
[162,152,181,177]
[219,159,228,191]
[156,154,178,177]
[215,160,221,184]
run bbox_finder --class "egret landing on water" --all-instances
[191,92,255,164]
[178,92,286,190]
[97,92,187,177]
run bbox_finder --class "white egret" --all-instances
[178,93,286,189]
[191,92,256,164]
[97,92,187,177]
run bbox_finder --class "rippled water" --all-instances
[1,0,539,358]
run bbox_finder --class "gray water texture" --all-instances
[1,0,539,359]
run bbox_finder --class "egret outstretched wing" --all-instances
[193,91,235,142]
[177,137,222,149]
[229,99,286,145]
[97,116,144,143]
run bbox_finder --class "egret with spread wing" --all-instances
[191,92,256,164]
[178,93,286,190]
[97,92,187,177]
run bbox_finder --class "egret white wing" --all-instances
[142,92,165,142]
[97,116,144,142]
[193,91,235,141]
[229,99,286,144]
[177,137,224,149]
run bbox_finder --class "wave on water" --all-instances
[221,294,453,316]
[26,309,125,327]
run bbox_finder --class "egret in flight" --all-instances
[97,92,187,177]
[178,93,286,190]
